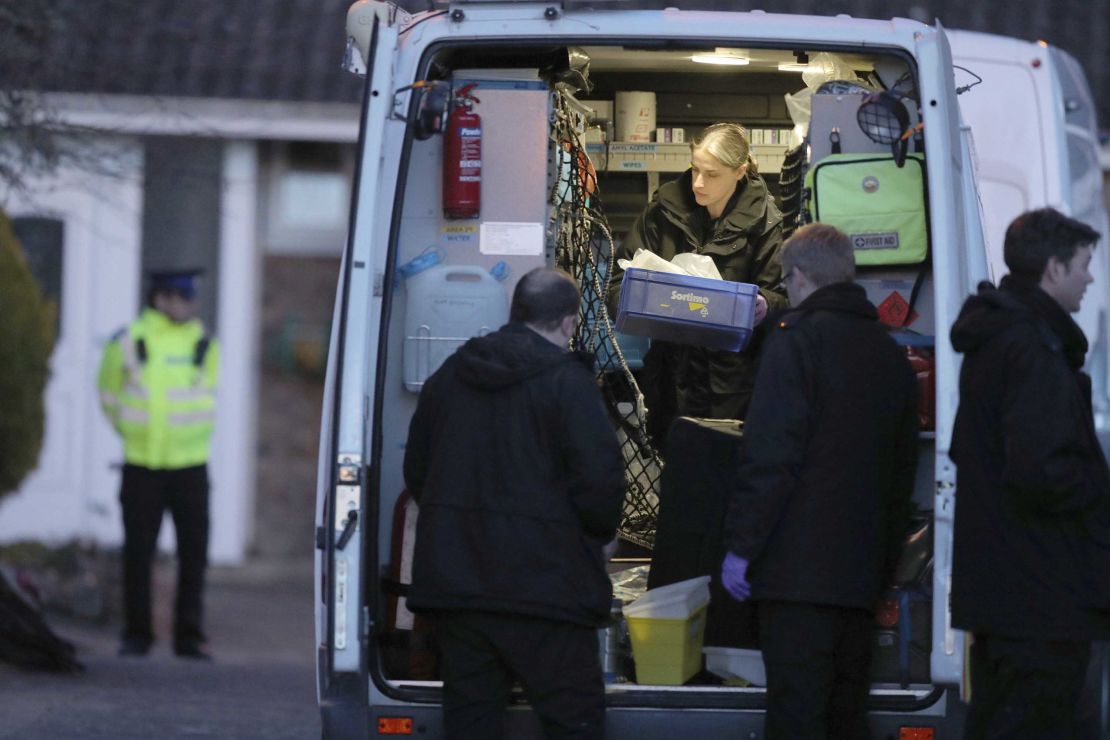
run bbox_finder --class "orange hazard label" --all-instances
[877,291,918,327]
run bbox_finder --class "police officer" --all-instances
[98,268,219,659]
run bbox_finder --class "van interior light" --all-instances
[691,49,750,66]
[777,62,817,73]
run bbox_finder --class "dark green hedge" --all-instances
[0,209,55,498]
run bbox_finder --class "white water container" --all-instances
[403,265,508,392]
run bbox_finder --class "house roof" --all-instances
[12,1,1109,126]
[19,0,364,104]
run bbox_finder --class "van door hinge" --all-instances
[315,526,327,550]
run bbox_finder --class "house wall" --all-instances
[0,135,261,565]
[141,137,224,327]
[254,255,339,559]
[0,135,144,550]
[251,140,350,558]
[2,96,362,565]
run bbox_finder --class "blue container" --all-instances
[581,263,650,370]
[615,268,758,352]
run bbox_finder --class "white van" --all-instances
[949,29,1110,430]
[314,3,1110,736]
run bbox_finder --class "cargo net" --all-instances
[548,90,661,549]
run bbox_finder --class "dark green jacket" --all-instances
[611,170,786,420]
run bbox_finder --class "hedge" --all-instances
[0,209,55,498]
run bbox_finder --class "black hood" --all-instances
[951,277,1088,368]
[950,280,1028,354]
[656,169,777,243]
[785,282,878,323]
[455,323,580,390]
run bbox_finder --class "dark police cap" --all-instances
[148,268,204,299]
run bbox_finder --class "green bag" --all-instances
[805,153,927,266]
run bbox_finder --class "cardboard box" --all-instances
[615,268,759,351]
[585,99,614,122]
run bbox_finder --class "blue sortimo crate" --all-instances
[615,268,759,352]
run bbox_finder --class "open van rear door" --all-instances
[316,9,397,731]
[915,20,989,690]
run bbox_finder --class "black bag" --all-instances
[649,416,758,648]
[0,569,83,673]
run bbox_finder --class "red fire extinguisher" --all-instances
[443,83,481,220]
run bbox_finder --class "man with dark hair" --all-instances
[720,223,918,738]
[98,268,218,660]
[404,267,625,739]
[508,267,581,328]
[950,207,1110,736]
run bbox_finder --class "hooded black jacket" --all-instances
[403,323,626,627]
[950,277,1110,639]
[610,170,786,420]
[724,283,918,610]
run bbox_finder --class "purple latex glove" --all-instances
[721,551,752,602]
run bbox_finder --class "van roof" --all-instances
[393,5,930,57]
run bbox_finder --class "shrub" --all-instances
[0,208,55,498]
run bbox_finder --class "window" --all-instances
[262,140,355,256]
[11,216,64,337]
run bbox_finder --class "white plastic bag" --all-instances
[618,249,723,280]
[617,248,687,275]
[670,253,722,280]
[802,52,865,89]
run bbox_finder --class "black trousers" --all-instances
[120,464,210,648]
[434,611,605,740]
[964,634,1091,739]
[758,600,874,740]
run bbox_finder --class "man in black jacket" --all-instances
[720,223,918,739]
[404,267,626,740]
[949,207,1110,737]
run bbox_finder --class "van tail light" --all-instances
[876,597,900,628]
[378,717,414,735]
[900,728,935,740]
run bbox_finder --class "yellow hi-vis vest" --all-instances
[97,308,219,469]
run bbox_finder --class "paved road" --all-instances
[0,559,320,739]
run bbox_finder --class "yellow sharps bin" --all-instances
[622,576,711,685]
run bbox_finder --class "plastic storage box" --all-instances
[623,576,711,685]
[615,268,759,352]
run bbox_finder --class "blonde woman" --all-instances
[612,123,786,427]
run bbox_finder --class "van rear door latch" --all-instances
[336,510,359,550]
